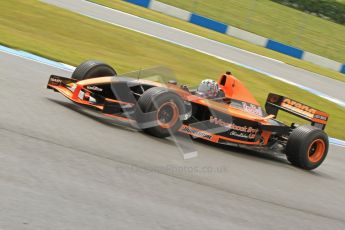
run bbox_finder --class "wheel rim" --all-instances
[156,101,179,129]
[307,139,326,163]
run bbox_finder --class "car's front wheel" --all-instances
[138,87,185,138]
[71,60,117,80]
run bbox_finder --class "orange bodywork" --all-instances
[178,125,263,145]
[218,73,259,106]
[47,73,275,147]
[48,82,131,111]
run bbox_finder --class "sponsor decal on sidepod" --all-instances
[209,116,258,139]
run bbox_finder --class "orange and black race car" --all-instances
[47,60,329,170]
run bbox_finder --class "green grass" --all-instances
[89,1,345,84]
[0,0,344,139]
[159,0,345,63]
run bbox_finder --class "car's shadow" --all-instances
[47,97,330,177]
[47,98,138,132]
[47,98,188,148]
[194,137,288,164]
[192,138,332,177]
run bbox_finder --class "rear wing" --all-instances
[265,93,329,130]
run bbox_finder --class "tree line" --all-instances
[272,0,345,25]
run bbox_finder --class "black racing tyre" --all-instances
[71,60,117,80]
[138,87,185,138]
[286,125,328,170]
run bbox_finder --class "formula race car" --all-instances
[47,60,329,170]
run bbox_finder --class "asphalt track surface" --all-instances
[1,50,345,229]
[42,0,345,105]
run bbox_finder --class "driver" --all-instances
[196,79,224,99]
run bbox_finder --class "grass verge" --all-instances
[159,0,345,63]
[0,0,344,139]
[88,0,345,84]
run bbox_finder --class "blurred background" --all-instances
[159,0,345,63]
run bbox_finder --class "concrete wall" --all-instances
[226,26,267,47]
[150,0,190,21]
[303,52,343,72]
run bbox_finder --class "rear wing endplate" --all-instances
[265,93,329,130]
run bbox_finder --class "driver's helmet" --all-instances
[197,79,220,98]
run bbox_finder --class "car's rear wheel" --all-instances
[72,60,117,80]
[138,87,185,138]
[286,125,328,170]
